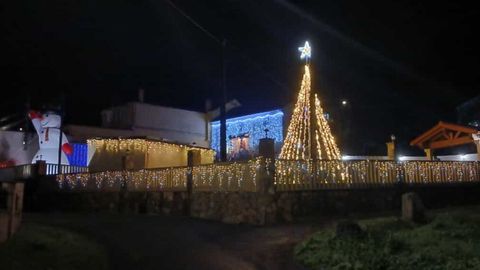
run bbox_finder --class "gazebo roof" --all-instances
[410,121,478,150]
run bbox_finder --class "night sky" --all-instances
[1,0,479,155]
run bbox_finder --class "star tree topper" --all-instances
[298,41,311,61]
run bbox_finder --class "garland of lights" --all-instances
[88,138,216,164]
[279,42,341,160]
[210,110,284,157]
[192,158,261,192]
[274,160,480,190]
[56,158,263,192]
[56,167,189,191]
[314,94,341,160]
[56,159,480,191]
[279,65,312,160]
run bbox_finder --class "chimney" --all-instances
[138,88,145,103]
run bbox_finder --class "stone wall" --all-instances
[190,192,277,225]
[26,188,189,216]
[25,174,480,225]
[275,184,480,220]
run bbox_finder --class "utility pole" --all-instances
[23,95,31,150]
[220,39,228,161]
[57,94,65,174]
[164,0,229,161]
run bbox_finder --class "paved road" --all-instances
[25,214,326,270]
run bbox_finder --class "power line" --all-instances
[164,0,222,45]
[162,0,289,92]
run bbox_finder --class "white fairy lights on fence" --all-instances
[192,158,261,192]
[56,158,263,192]
[56,167,189,191]
[274,160,480,190]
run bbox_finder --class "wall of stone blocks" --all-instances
[24,176,480,225]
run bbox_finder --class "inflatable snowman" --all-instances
[29,111,73,165]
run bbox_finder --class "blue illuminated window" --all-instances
[67,143,88,167]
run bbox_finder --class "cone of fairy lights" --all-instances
[279,41,341,160]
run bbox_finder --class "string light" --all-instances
[192,158,260,192]
[57,167,189,191]
[56,159,479,191]
[279,64,341,160]
[211,110,284,158]
[88,138,216,164]
[314,94,341,160]
[280,65,311,160]
[56,158,263,192]
[274,160,480,190]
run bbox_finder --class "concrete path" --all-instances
[25,214,327,270]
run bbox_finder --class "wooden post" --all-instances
[473,134,480,160]
[0,181,24,243]
[386,141,395,160]
[424,148,433,161]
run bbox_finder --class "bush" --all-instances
[295,208,480,270]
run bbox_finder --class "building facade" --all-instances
[87,138,215,171]
[100,102,209,147]
[210,109,284,160]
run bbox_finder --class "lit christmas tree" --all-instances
[279,41,341,160]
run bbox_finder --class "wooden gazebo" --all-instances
[410,121,480,160]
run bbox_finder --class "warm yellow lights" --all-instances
[56,158,480,192]
[192,158,261,192]
[56,158,263,192]
[57,167,189,191]
[314,94,341,160]
[279,65,311,160]
[88,138,216,164]
[279,65,341,160]
[275,160,480,190]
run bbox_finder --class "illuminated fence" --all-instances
[55,159,263,192]
[403,161,480,184]
[54,159,480,192]
[56,167,189,191]
[192,159,261,192]
[275,160,480,190]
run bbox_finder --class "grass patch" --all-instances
[295,207,480,270]
[0,224,109,270]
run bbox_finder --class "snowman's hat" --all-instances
[43,110,59,115]
[40,103,62,114]
[39,107,62,116]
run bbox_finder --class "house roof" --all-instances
[410,121,478,150]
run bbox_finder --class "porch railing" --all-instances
[45,164,89,175]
